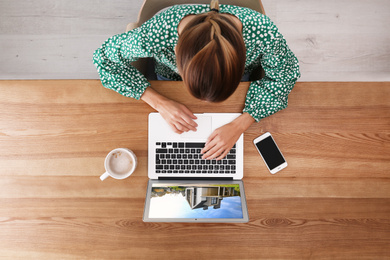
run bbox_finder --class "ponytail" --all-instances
[210,0,220,12]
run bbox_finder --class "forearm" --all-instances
[140,87,168,111]
[232,112,255,133]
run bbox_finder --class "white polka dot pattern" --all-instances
[93,4,301,121]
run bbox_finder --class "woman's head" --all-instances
[176,0,246,102]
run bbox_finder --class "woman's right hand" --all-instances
[141,87,198,134]
[156,99,198,134]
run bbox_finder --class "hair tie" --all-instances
[210,8,219,13]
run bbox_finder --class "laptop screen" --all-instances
[143,180,249,223]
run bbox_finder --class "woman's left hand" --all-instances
[201,113,255,160]
[201,122,242,160]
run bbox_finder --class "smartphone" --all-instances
[253,132,287,174]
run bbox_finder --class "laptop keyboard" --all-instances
[155,142,236,174]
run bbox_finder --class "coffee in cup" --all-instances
[100,148,137,181]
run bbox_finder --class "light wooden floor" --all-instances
[0,80,389,259]
[1,0,390,81]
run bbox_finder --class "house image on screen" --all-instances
[185,186,239,210]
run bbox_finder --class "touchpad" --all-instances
[180,115,212,139]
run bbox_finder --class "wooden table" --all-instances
[0,80,389,259]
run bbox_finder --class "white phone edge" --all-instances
[253,132,287,174]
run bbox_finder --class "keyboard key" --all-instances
[156,149,167,153]
[185,143,205,148]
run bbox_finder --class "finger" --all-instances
[181,114,198,130]
[202,132,218,154]
[216,149,230,161]
[176,118,195,132]
[202,145,218,159]
[181,106,197,120]
[182,118,197,132]
[204,147,225,160]
[201,139,216,155]
[169,124,183,134]
[202,141,222,159]
[174,122,191,133]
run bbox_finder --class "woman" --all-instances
[93,0,300,160]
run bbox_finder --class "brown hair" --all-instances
[176,0,246,102]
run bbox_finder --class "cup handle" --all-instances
[100,172,110,181]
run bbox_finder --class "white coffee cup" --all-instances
[100,148,137,181]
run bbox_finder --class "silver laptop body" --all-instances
[148,112,244,180]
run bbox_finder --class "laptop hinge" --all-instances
[158,177,234,181]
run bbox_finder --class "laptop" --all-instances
[143,112,249,223]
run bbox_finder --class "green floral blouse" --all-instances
[93,4,300,122]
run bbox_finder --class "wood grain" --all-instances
[0,80,389,259]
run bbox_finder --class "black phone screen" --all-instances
[256,136,285,170]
